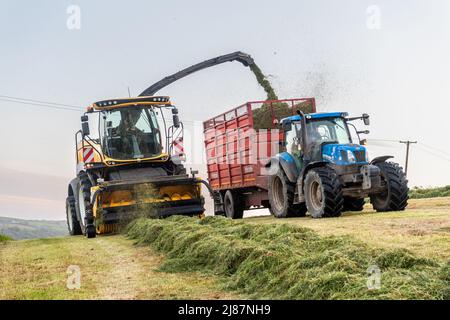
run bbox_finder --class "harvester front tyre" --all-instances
[223,190,244,219]
[86,225,96,238]
[268,169,306,218]
[66,196,82,235]
[75,174,96,237]
[370,162,409,212]
[343,197,365,212]
[304,166,343,218]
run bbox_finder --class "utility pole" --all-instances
[399,140,417,176]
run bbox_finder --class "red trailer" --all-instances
[203,98,316,218]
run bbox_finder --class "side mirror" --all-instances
[362,113,370,125]
[81,122,90,136]
[81,115,88,122]
[281,121,292,131]
[172,107,180,128]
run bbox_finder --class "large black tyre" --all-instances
[370,162,408,212]
[223,190,244,219]
[268,169,307,218]
[66,196,82,235]
[75,173,96,238]
[343,197,366,212]
[304,166,343,218]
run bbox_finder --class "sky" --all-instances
[0,0,449,220]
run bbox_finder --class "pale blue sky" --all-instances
[0,0,449,219]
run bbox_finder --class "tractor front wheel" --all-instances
[304,166,343,218]
[370,162,408,212]
[268,169,307,218]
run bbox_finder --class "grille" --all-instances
[353,150,366,162]
[340,150,366,162]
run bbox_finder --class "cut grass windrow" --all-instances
[126,216,449,300]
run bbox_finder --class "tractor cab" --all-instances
[280,112,369,167]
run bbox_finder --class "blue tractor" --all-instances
[267,110,409,218]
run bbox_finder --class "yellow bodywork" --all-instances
[91,182,202,235]
[75,96,205,236]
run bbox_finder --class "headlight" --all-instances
[346,150,356,163]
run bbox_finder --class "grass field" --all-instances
[0,235,240,299]
[245,197,450,262]
[0,198,448,300]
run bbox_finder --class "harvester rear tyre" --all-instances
[223,190,244,219]
[370,162,409,212]
[75,174,96,238]
[66,196,82,235]
[304,166,343,218]
[343,197,365,212]
[268,169,306,218]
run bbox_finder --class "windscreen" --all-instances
[307,117,351,145]
[100,107,163,160]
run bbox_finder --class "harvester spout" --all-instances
[140,51,278,101]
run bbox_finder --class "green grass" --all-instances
[0,234,12,242]
[0,235,239,300]
[410,186,450,199]
[126,216,449,300]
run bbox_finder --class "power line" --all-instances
[418,142,450,158]
[0,95,83,109]
[0,95,84,112]
[415,144,450,162]
[368,138,398,143]
[0,98,83,112]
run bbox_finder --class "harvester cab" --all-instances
[66,96,206,238]
[268,111,409,218]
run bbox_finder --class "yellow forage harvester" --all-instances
[65,96,207,238]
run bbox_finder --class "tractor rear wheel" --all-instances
[268,169,306,218]
[75,174,96,238]
[66,196,82,235]
[304,166,343,218]
[343,197,366,212]
[223,190,244,219]
[370,162,408,212]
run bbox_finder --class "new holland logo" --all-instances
[83,147,94,163]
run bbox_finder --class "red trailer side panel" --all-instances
[203,98,316,192]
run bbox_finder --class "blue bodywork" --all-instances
[321,144,368,166]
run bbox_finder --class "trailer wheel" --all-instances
[66,196,82,235]
[268,169,306,218]
[343,197,365,212]
[75,174,96,238]
[304,166,343,218]
[223,190,244,219]
[370,162,408,212]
